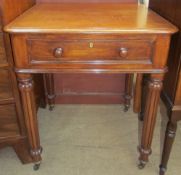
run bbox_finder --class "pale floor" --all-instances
[0,102,181,175]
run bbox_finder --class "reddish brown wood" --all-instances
[150,0,181,174]
[0,0,47,166]
[159,117,177,175]
[28,39,152,63]
[133,73,142,113]
[0,69,13,100]
[17,73,42,164]
[35,1,137,106]
[0,33,7,65]
[0,0,36,166]
[44,74,55,110]
[54,73,125,104]
[140,75,150,121]
[37,0,137,3]
[13,138,34,164]
[0,104,20,138]
[124,74,134,111]
[138,74,163,168]
[5,3,177,170]
[0,0,36,25]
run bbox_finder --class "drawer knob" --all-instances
[119,48,128,58]
[54,48,63,58]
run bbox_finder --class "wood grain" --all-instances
[4,3,178,34]
[0,104,20,138]
[0,69,13,100]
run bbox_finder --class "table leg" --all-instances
[44,74,55,111]
[124,74,134,112]
[17,73,42,170]
[159,117,177,175]
[133,74,143,114]
[138,75,149,121]
[138,74,163,168]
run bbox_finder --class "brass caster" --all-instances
[33,162,41,171]
[138,161,146,169]
[49,105,54,111]
[123,105,129,112]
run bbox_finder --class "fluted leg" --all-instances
[138,74,163,168]
[159,119,177,175]
[124,74,134,112]
[44,74,55,111]
[17,74,42,170]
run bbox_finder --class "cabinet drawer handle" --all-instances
[119,48,128,58]
[54,48,63,58]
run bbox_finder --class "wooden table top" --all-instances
[4,3,177,34]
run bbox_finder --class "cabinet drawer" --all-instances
[27,39,153,64]
[0,33,7,64]
[0,104,20,138]
[0,69,13,100]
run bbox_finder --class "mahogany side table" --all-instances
[4,3,177,170]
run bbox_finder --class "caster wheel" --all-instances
[159,170,165,175]
[49,105,54,111]
[138,113,144,121]
[123,105,129,112]
[33,163,41,171]
[159,165,166,175]
[138,162,146,169]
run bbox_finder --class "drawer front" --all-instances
[0,33,7,64]
[0,69,13,100]
[0,104,20,138]
[27,39,153,64]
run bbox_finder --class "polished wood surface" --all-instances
[133,73,142,113]
[124,74,134,111]
[0,0,35,25]
[0,69,13,100]
[0,0,45,165]
[5,3,177,170]
[149,1,181,175]
[54,73,125,104]
[4,4,177,34]
[36,0,135,105]
[28,37,152,62]
[0,34,7,65]
[10,33,172,74]
[174,69,181,105]
[37,0,137,3]
[0,104,20,138]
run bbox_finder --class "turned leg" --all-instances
[17,74,42,170]
[44,74,55,111]
[138,74,163,169]
[159,119,177,175]
[133,74,143,114]
[124,74,134,112]
[138,75,149,121]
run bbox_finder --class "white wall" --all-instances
[144,0,149,6]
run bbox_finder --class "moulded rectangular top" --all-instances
[4,3,178,34]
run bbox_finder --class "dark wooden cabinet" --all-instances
[149,0,181,174]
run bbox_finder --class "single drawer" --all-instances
[0,69,13,100]
[27,39,153,64]
[0,33,7,64]
[0,104,20,138]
